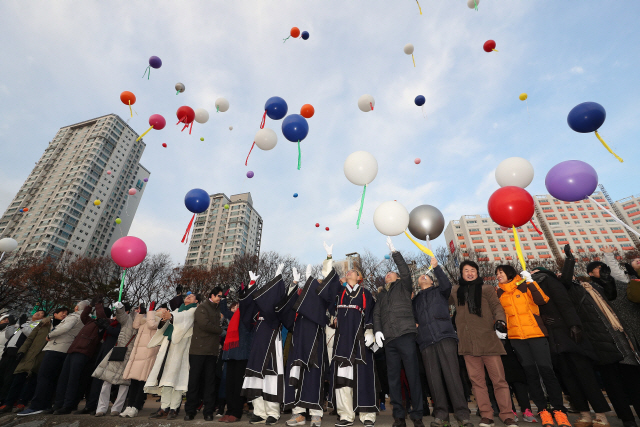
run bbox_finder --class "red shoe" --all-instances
[226,415,240,423]
[219,415,230,422]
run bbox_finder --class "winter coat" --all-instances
[15,317,52,376]
[0,324,17,359]
[450,283,506,356]
[190,299,223,356]
[602,252,640,351]
[220,299,253,361]
[412,265,458,351]
[123,310,161,382]
[6,320,42,351]
[373,251,417,343]
[67,303,108,357]
[92,320,121,374]
[43,311,84,353]
[497,276,549,340]
[92,308,136,385]
[532,270,597,359]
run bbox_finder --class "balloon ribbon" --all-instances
[404,231,435,258]
[529,219,542,235]
[260,111,267,129]
[128,101,133,118]
[0,252,4,262]
[136,125,153,142]
[474,0,478,10]
[370,102,374,111]
[412,54,416,67]
[283,36,290,43]
[181,213,196,243]
[416,0,422,14]
[217,105,220,113]
[492,49,499,52]
[595,131,623,163]
[245,142,256,166]
[512,226,526,270]
[176,90,180,95]
[297,140,301,170]
[356,184,367,229]
[589,196,640,237]
[142,66,151,80]
[118,268,127,302]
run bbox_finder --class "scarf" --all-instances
[457,276,484,317]
[52,318,62,327]
[102,319,119,341]
[163,303,197,342]
[223,309,241,351]
[581,282,624,331]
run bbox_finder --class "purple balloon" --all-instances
[143,178,148,182]
[246,171,254,179]
[149,56,162,69]
[545,160,598,202]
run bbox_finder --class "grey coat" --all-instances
[373,251,417,343]
[43,311,84,353]
[92,308,136,385]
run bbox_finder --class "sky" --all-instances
[1,1,640,267]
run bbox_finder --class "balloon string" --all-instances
[297,140,301,170]
[595,131,623,163]
[0,252,4,263]
[217,105,220,113]
[404,230,435,258]
[356,184,367,229]
[529,219,542,236]
[128,101,133,118]
[245,142,256,166]
[589,196,640,237]
[142,66,150,79]
[118,269,127,302]
[412,54,416,67]
[189,121,193,135]
[177,116,186,126]
[474,0,478,10]
[260,111,267,129]
[370,102,374,111]
[492,49,499,52]
[512,226,527,270]
[421,105,427,119]
[181,213,196,243]
[136,125,154,141]
[176,90,180,95]
[415,0,422,14]
[283,36,291,43]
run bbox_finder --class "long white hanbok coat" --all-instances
[144,307,196,394]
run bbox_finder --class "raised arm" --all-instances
[603,250,628,283]
[560,245,575,290]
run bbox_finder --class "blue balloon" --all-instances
[567,102,606,133]
[384,254,390,260]
[184,188,210,214]
[293,193,298,198]
[301,31,309,40]
[415,95,425,106]
[265,96,288,120]
[282,114,309,142]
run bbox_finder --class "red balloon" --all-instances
[120,91,136,105]
[300,104,314,118]
[23,208,29,212]
[315,223,319,227]
[162,143,167,148]
[176,106,195,124]
[483,40,497,52]
[325,227,330,231]
[290,27,300,38]
[487,186,534,228]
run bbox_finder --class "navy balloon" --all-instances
[293,193,298,198]
[184,188,210,213]
[301,31,309,40]
[415,95,425,106]
[282,114,309,142]
[265,97,288,120]
[567,102,606,133]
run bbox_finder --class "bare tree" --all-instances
[122,253,174,306]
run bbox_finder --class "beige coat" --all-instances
[92,308,136,385]
[123,310,161,382]
[43,311,84,353]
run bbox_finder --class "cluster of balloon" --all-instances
[182,189,210,243]
[215,98,230,113]
[282,113,309,170]
[283,27,309,42]
[142,56,162,79]
[358,94,375,112]
[175,82,185,95]
[246,171,254,179]
[467,0,479,10]
[246,96,288,165]
[19,208,29,213]
[567,102,622,163]
[293,193,298,198]
[404,44,416,67]
[344,151,378,228]
[120,91,136,118]
[415,95,426,118]
[483,40,498,52]
[0,237,18,261]
[111,236,148,301]
[176,106,196,134]
[374,201,410,236]
[137,114,166,141]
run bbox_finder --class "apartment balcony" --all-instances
[475,248,486,252]
[532,236,544,240]
[499,238,505,242]
[612,230,624,233]
[591,231,598,234]
[553,232,566,236]
[580,232,587,235]
[540,254,552,259]
[457,236,464,240]
[623,246,634,251]
[589,248,596,252]
[470,231,481,235]
[617,238,630,242]
[491,248,498,252]
[527,255,534,259]
[624,204,638,210]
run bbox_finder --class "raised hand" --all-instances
[323,241,333,257]
[292,267,301,283]
[386,236,396,253]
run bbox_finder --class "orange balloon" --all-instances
[23,208,29,212]
[120,91,136,105]
[290,27,300,38]
[300,104,315,118]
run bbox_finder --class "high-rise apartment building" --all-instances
[614,194,640,244]
[0,114,149,259]
[185,192,262,267]
[444,190,636,262]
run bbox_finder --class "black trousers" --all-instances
[54,352,89,410]
[82,377,103,410]
[225,359,247,419]
[385,333,423,420]
[553,352,609,413]
[30,351,67,411]
[185,354,217,416]
[374,349,389,402]
[0,352,19,401]
[3,372,37,407]
[510,381,531,412]
[127,379,147,410]
[596,363,640,422]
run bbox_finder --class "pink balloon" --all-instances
[110,236,147,268]
[414,158,421,164]
[149,114,166,130]
[107,170,112,175]
[128,188,137,196]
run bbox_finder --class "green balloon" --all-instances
[224,204,229,209]
[115,218,122,224]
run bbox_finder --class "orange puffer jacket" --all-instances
[497,275,549,340]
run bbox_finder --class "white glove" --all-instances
[386,236,396,253]
[249,271,260,285]
[292,267,301,283]
[375,331,385,348]
[306,264,312,280]
[113,301,124,310]
[496,330,507,340]
[323,241,333,256]
[364,330,374,347]
[276,263,284,277]
[521,270,533,283]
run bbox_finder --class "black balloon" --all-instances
[408,205,445,240]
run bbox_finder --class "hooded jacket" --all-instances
[497,275,549,340]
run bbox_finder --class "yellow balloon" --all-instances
[224,204,230,209]
[519,93,528,101]
[93,200,101,206]
[115,218,122,224]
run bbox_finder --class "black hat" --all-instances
[587,261,606,274]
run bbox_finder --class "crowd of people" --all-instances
[0,240,639,427]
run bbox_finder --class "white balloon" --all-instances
[357,94,375,112]
[194,108,209,124]
[229,126,233,130]
[215,97,230,112]
[373,201,410,236]
[344,151,378,186]
[403,43,414,55]
[467,0,479,8]
[0,238,18,252]
[495,157,534,188]
[254,128,277,151]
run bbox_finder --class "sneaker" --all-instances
[380,402,386,411]
[431,419,445,427]
[119,407,132,417]
[17,408,43,417]
[74,407,95,415]
[287,414,307,426]
[335,419,354,427]
[127,407,139,418]
[503,419,518,427]
[14,404,26,413]
[573,417,591,427]
[394,419,407,427]
[523,410,537,423]
[266,416,279,425]
[364,421,375,427]
[413,420,424,427]
[311,416,322,427]
[110,410,120,416]
[480,418,496,427]
[167,409,177,420]
[513,412,519,423]
[251,415,267,424]
[150,408,168,419]
[95,412,106,417]
[538,410,555,427]
[184,413,196,421]
[0,405,11,414]
[553,411,571,427]
[53,407,72,415]
[226,415,241,423]
[220,415,231,422]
